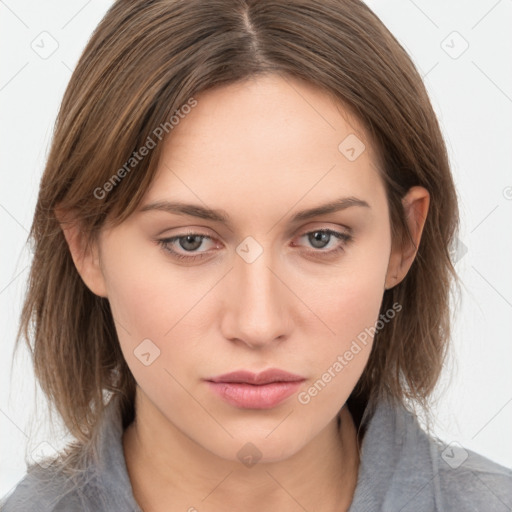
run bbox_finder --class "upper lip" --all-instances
[206,369,305,385]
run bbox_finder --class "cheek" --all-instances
[310,229,389,337]
[101,230,205,339]
[103,263,199,418]
[100,242,213,387]
[301,235,390,398]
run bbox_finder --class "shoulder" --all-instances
[363,398,512,512]
[1,398,141,511]
[0,449,141,511]
[430,439,512,511]
[0,464,87,512]
[0,467,78,512]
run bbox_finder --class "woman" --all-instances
[2,1,511,511]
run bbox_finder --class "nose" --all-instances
[220,249,291,349]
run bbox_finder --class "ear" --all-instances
[55,206,108,298]
[384,186,430,290]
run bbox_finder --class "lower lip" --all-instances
[206,380,304,409]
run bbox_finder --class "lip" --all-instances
[206,369,305,385]
[205,369,305,409]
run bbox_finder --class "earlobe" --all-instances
[55,207,108,298]
[384,186,430,290]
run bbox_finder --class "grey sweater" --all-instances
[2,397,511,511]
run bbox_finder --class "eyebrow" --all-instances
[138,196,370,226]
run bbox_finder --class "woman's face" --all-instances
[92,74,410,461]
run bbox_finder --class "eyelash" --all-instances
[157,229,354,262]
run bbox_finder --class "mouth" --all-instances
[204,369,306,409]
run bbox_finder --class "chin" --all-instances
[203,428,310,466]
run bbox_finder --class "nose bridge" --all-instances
[224,245,289,347]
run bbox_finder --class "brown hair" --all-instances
[14,0,460,482]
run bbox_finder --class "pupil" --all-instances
[181,235,202,251]
[310,231,329,249]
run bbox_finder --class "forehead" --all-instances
[142,74,387,224]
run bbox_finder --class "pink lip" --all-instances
[208,369,305,385]
[205,369,305,409]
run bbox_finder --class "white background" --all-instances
[1,0,511,499]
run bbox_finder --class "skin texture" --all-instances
[60,74,429,512]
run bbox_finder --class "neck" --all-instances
[123,391,360,512]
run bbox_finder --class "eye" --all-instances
[157,232,216,261]
[293,229,353,257]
